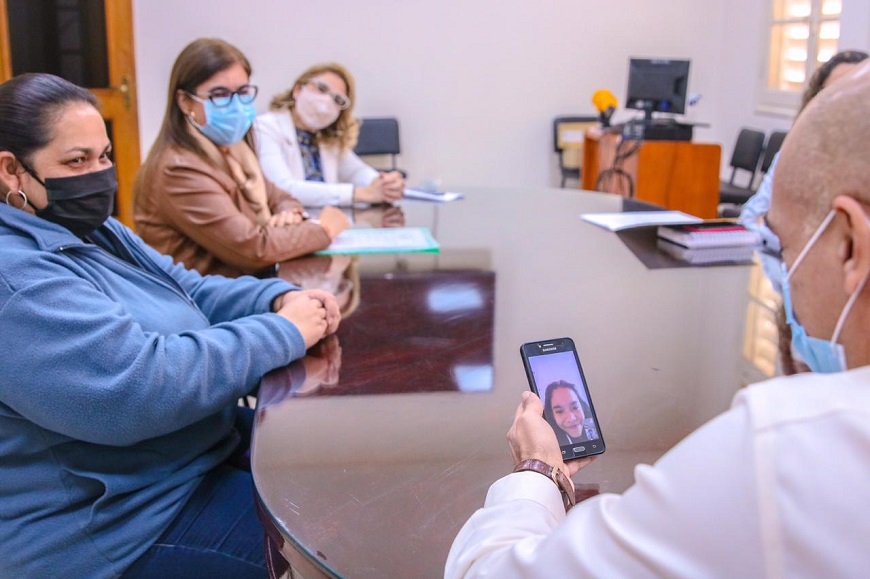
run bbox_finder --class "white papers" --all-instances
[559,129,587,144]
[316,227,440,255]
[403,188,464,203]
[581,211,702,232]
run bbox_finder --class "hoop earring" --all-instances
[5,189,28,209]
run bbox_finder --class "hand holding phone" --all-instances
[508,392,582,473]
[520,338,605,461]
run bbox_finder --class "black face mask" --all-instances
[29,166,117,238]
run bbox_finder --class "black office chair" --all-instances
[354,117,404,176]
[553,116,598,187]
[719,128,765,206]
[758,130,787,176]
[719,129,788,219]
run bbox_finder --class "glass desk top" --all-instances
[253,187,759,578]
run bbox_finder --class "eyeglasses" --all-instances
[303,79,350,110]
[187,84,259,108]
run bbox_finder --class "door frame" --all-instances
[0,0,141,227]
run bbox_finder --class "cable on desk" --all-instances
[595,129,642,198]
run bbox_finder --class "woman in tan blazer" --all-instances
[134,38,348,278]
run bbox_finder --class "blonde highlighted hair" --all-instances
[270,62,359,151]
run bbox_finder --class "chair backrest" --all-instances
[760,130,787,174]
[354,117,401,156]
[553,116,598,151]
[553,116,598,171]
[729,128,765,173]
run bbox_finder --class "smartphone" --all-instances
[520,338,605,461]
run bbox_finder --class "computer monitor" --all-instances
[626,58,691,122]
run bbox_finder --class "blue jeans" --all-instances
[123,408,266,578]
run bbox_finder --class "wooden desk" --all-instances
[582,128,721,218]
[254,190,755,578]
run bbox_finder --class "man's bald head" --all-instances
[773,60,870,234]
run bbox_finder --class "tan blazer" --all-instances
[133,145,330,278]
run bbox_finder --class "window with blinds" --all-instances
[760,0,841,113]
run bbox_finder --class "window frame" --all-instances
[758,0,841,116]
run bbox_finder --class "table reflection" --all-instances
[265,266,496,400]
[351,203,406,229]
[258,336,343,403]
[279,255,360,318]
[254,188,763,578]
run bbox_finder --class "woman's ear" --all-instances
[175,89,193,118]
[833,194,870,295]
[0,152,24,194]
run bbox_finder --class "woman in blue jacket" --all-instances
[0,73,338,577]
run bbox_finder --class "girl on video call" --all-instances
[543,380,598,444]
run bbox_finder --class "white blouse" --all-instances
[255,110,379,206]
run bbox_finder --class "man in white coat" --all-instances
[446,61,870,578]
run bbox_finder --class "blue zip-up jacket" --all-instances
[0,204,307,577]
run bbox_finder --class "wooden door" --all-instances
[0,0,140,227]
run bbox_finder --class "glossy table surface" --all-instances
[252,187,757,578]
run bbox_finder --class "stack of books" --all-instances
[657,221,760,265]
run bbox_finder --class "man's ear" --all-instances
[0,151,24,194]
[833,195,870,295]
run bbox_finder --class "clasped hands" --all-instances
[508,391,596,483]
[273,289,340,348]
[354,171,405,204]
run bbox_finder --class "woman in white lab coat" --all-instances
[255,63,404,207]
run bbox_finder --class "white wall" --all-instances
[841,0,870,51]
[716,0,870,177]
[133,0,727,190]
[133,0,869,191]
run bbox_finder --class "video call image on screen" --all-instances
[528,350,601,451]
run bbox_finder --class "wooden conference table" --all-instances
[253,188,757,578]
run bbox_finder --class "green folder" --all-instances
[315,227,440,256]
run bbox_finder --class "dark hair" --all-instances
[147,38,252,160]
[542,380,586,435]
[0,73,98,171]
[800,49,868,112]
[135,38,252,199]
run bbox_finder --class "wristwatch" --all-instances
[513,458,577,511]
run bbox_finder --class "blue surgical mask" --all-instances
[780,210,869,373]
[755,213,784,293]
[189,93,255,146]
[759,252,785,295]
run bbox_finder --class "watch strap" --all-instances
[513,458,577,510]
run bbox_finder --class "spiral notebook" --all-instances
[657,221,760,249]
[656,239,755,265]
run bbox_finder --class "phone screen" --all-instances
[520,338,605,461]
